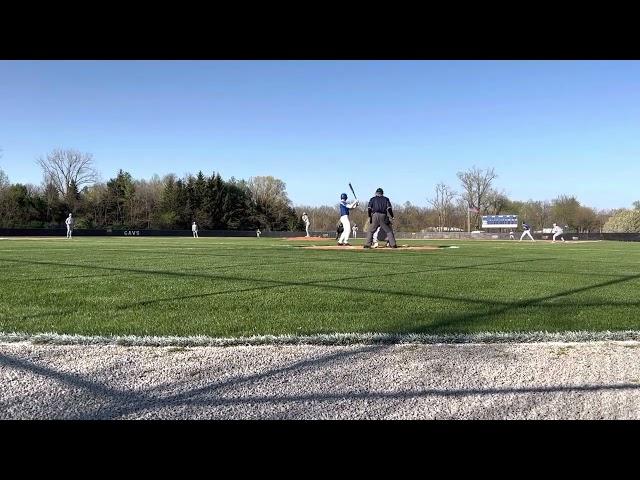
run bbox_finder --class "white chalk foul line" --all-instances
[2,330,640,347]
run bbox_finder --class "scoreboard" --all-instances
[481,215,518,229]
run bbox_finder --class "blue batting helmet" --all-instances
[340,193,348,200]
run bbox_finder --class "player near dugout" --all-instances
[364,187,397,249]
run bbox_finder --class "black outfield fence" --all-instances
[0,228,109,236]
[2,228,640,242]
[398,232,640,241]
[0,228,306,238]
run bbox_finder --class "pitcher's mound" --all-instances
[303,245,439,251]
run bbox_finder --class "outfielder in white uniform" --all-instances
[552,223,565,242]
[302,212,310,237]
[65,213,74,239]
[192,221,199,238]
[509,230,515,240]
[256,229,261,238]
[337,193,359,246]
[519,222,535,241]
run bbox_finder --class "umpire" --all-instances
[364,187,397,248]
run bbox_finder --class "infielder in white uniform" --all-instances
[509,230,515,240]
[552,223,565,242]
[65,213,74,239]
[302,212,310,237]
[337,193,359,246]
[192,221,199,238]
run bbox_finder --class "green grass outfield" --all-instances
[1,236,639,338]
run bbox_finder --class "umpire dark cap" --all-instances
[375,187,384,194]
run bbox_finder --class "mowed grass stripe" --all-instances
[1,237,640,337]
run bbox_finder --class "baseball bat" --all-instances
[348,182,357,200]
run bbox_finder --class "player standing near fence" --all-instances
[65,213,74,239]
[192,221,199,238]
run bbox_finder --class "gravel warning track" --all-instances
[2,341,640,419]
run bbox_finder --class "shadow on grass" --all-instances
[387,272,640,334]
[0,255,550,288]
[87,247,461,269]
[5,254,640,332]
[4,256,552,322]
[6,273,115,283]
[4,255,640,336]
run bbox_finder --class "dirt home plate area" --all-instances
[302,245,440,251]
[283,237,442,250]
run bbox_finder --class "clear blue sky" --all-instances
[1,60,639,210]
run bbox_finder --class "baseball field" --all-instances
[1,236,639,339]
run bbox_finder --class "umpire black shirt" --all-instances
[368,195,393,217]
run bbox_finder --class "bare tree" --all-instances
[130,176,163,229]
[518,199,551,231]
[551,195,581,230]
[36,148,98,196]
[485,189,509,215]
[428,182,457,231]
[456,166,498,229]
[0,169,8,191]
[247,176,295,229]
[247,176,291,207]
[0,148,7,190]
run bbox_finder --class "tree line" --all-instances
[0,149,301,231]
[1,149,639,232]
[294,167,638,234]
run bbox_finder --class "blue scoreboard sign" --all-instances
[482,215,518,228]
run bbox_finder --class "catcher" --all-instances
[365,217,392,247]
[372,220,392,248]
[364,187,397,248]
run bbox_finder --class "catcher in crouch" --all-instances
[364,187,397,248]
